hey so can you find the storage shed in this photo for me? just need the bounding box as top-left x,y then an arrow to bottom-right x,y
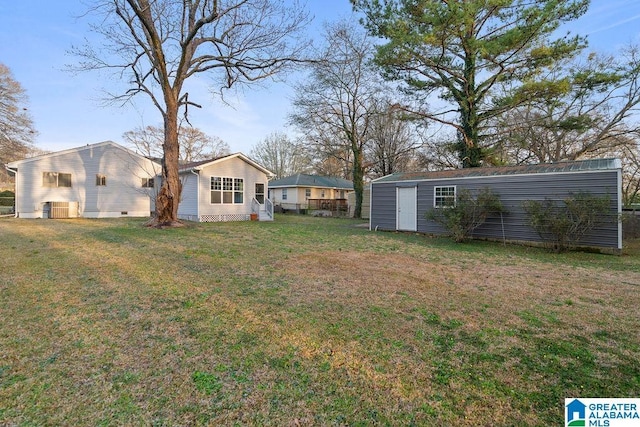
369,159 -> 622,251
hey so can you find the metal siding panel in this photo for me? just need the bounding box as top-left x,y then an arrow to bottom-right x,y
370,183 -> 397,230
372,170 -> 619,248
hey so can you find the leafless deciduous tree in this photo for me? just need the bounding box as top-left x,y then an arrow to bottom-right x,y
123,125 -> 229,162
290,20 -> 381,218
489,46 -> 640,165
416,131 -> 463,172
249,131 -> 310,179
0,63 -> 36,181
305,140 -> 353,179
73,0 -> 310,225
366,100 -> 422,178
617,137 -> 640,206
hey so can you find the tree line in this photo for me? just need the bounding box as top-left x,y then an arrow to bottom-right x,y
3,0 -> 640,222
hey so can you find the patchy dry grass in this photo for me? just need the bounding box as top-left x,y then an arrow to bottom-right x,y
0,215 -> 639,426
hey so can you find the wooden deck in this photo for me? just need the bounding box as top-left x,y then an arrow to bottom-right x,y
307,198 -> 348,212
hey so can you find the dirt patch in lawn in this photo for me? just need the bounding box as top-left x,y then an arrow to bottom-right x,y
280,250 -> 640,332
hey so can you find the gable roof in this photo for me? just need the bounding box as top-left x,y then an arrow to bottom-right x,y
5,140 -> 159,171
178,152 -> 274,177
268,174 -> 354,190
373,158 -> 621,183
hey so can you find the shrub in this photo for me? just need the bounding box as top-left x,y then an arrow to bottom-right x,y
523,192 -> 612,252
0,190 -> 14,207
425,187 -> 506,242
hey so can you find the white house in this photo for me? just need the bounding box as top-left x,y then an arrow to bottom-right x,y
268,174 -> 354,213
175,153 -> 274,222
5,141 -> 160,219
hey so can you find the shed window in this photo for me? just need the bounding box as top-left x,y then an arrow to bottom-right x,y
211,176 -> 243,204
434,186 -> 456,208
43,172 -> 72,188
96,174 -> 107,186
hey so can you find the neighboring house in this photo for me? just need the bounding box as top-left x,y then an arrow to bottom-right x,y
268,174 -> 354,213
370,158 -> 622,251
175,153 -> 274,222
5,141 -> 160,219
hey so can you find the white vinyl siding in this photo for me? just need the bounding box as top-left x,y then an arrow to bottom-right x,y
185,156 -> 269,221
10,142 -> 159,218
43,172 -> 72,188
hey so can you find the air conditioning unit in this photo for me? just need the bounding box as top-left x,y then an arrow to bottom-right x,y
49,201 -> 79,219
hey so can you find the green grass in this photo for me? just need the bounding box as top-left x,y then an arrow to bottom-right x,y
0,215 -> 639,426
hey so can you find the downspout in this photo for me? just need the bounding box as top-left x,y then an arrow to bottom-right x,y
369,183 -> 373,230
191,169 -> 200,222
4,164 -> 17,218
616,159 -> 623,251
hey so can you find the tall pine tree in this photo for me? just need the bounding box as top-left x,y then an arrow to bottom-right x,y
352,0 -> 589,167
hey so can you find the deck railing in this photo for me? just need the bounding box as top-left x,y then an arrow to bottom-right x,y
307,198 -> 348,212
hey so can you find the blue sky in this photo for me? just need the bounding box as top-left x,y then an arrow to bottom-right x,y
1,0 -> 640,155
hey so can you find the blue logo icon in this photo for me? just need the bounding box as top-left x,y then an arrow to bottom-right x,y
566,399 -> 586,426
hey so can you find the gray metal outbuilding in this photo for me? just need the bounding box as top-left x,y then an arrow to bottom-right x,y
369,159 -> 622,251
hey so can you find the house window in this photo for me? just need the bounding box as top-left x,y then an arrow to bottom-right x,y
96,174 -> 107,186
141,178 -> 154,188
282,188 -> 288,200
211,176 -> 243,204
233,178 -> 244,204
321,190 -> 325,198
305,188 -> 311,198
43,172 -> 72,188
434,186 -> 456,208
255,183 -> 265,204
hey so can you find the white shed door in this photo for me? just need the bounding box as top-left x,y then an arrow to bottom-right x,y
397,187 -> 417,231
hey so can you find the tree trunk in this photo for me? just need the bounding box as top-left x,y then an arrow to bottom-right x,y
459,46 -> 482,168
154,100 -> 182,226
352,146 -> 364,219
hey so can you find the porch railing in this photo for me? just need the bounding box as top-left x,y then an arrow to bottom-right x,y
307,198 -> 348,212
264,197 -> 274,220
251,197 -> 274,220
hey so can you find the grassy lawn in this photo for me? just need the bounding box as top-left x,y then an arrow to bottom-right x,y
1,215 -> 639,426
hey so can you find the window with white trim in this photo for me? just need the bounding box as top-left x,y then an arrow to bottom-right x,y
305,188 -> 311,198
43,172 -> 72,188
282,188 -> 288,200
141,178 -> 154,188
211,176 -> 243,204
434,186 -> 456,208
96,174 -> 106,186
255,183 -> 265,204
